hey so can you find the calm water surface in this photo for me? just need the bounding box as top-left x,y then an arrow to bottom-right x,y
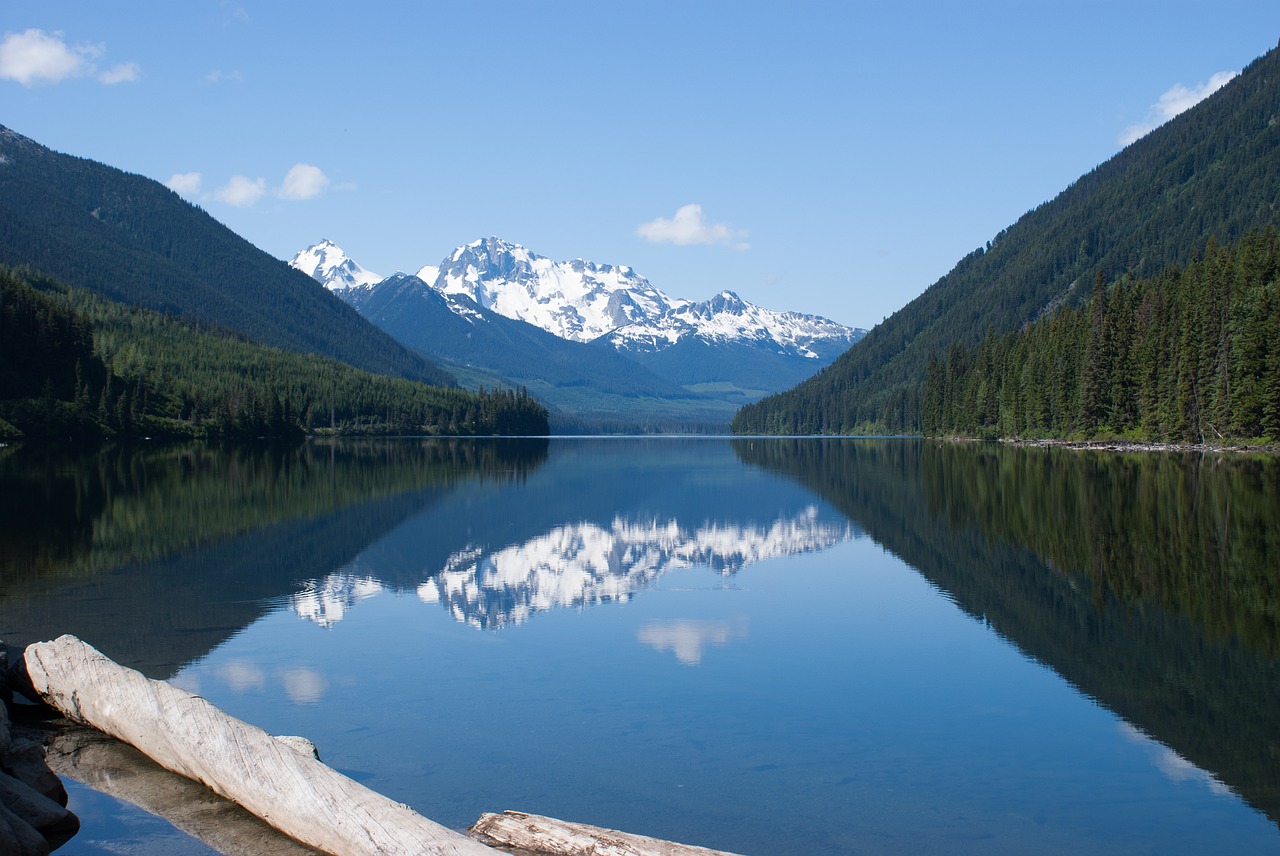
1,438 -> 1278,854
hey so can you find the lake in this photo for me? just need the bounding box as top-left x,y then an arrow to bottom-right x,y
2,437 -> 1278,854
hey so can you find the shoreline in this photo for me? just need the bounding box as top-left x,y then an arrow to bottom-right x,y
940,436 -> 1280,454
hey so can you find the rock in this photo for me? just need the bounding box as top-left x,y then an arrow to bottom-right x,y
2,739 -> 67,807
2,646 -> 78,852
0,769 -> 78,850
0,643 -> 12,711
0,799 -> 51,856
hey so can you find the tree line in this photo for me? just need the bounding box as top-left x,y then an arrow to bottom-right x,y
0,267 -> 549,442
921,231 -> 1280,442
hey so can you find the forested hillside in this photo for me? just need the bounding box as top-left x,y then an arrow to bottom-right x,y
0,268 -> 548,440
0,125 -> 450,386
922,232 -> 1280,442
733,44 -> 1280,435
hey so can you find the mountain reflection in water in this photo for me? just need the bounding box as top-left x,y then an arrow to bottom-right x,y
293,506 -> 853,630
2,437 -> 1278,855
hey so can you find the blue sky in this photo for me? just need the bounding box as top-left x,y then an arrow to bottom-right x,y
4,1 -> 1279,328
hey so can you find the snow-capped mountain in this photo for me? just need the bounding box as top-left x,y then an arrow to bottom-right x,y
417,237 -> 862,357
290,239 -> 382,305
292,236 -> 862,360
291,236 -> 866,425
606,288 -> 857,358
423,237 -> 673,343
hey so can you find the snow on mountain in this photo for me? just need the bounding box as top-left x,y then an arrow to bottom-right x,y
293,236 -> 862,360
607,289 -> 859,357
424,237 -> 672,343
290,239 -> 382,297
411,236 -> 862,356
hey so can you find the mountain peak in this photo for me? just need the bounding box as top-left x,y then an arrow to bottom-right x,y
430,237 -> 667,342
290,240 -> 382,293
421,238 -> 862,357
708,290 -> 747,313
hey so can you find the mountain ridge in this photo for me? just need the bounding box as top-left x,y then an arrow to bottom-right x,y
732,43 -> 1280,435
0,125 -> 451,387
294,237 -> 865,427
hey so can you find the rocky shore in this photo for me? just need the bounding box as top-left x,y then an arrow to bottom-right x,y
942,436 -> 1280,454
0,642 -> 79,855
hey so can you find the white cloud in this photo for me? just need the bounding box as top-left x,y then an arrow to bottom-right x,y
637,203 -> 750,250
214,174 -> 266,207
166,171 -> 203,195
1119,70 -> 1237,146
0,29 -> 88,85
0,28 -> 137,87
98,62 -> 140,85
277,163 -> 330,200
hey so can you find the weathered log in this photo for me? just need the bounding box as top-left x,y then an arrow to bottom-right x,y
45,723 -> 323,856
469,811 -> 745,856
23,635 -> 495,856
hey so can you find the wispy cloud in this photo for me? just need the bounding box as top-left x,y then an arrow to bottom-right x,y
206,164 -> 333,207
637,203 -> 750,250
1119,70 -> 1237,146
276,163 -> 330,200
205,69 -> 244,84
0,28 -> 138,87
98,62 -> 140,85
221,1 -> 252,25
166,171 -> 203,196
213,174 -> 266,207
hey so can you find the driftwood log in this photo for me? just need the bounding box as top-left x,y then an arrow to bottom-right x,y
17,635 -> 746,856
22,635 -> 494,856
44,722 -> 323,856
470,811 -> 744,856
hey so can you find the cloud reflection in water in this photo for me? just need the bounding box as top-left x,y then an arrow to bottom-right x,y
637,618 -> 749,665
